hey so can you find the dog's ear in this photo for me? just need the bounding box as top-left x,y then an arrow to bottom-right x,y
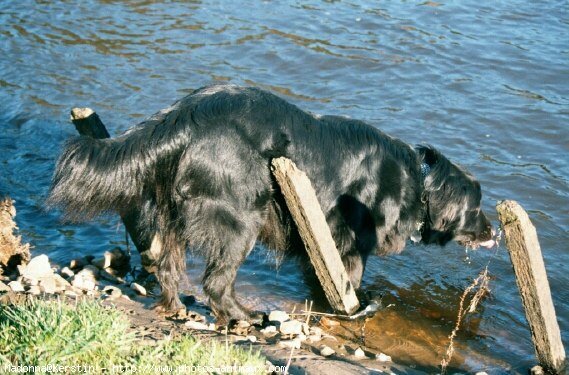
416,144 -> 439,167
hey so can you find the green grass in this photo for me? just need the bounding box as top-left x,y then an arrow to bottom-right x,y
0,298 -> 266,373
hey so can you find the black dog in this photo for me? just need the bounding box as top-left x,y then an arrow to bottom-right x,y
49,85 -> 495,321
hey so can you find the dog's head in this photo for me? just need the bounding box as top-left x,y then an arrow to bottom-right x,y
417,146 -> 495,249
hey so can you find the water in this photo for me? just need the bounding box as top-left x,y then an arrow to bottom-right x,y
0,1 -> 567,372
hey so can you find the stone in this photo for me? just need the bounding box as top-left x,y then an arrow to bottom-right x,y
185,321 -> 210,330
279,320 -> 303,336
21,277 -> 38,286
260,326 -> 278,338
130,282 -> 146,296
19,255 -> 52,280
307,334 -> 322,342
320,316 -> 340,327
27,285 -> 40,295
530,366 -> 544,375
376,353 -> 392,362
246,335 -> 257,343
320,345 -> 335,357
99,269 -> 121,284
279,339 -> 301,350
38,276 -> 57,294
52,274 -> 71,290
0,281 -> 10,292
8,280 -> 24,292
268,310 -> 289,323
103,285 -> 122,300
354,347 -> 366,359
71,268 -> 97,291
309,326 -> 323,335
105,248 -> 130,269
91,257 -> 108,270
60,267 -> 74,278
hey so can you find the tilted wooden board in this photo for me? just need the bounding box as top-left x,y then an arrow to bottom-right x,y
497,200 -> 565,374
271,157 -> 360,315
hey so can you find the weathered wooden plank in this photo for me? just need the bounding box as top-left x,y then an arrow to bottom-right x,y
271,157 -> 360,315
496,200 -> 566,374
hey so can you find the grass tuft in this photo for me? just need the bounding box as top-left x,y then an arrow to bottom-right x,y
0,298 -> 266,373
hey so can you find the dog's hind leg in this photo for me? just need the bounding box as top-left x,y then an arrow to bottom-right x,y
155,223 -> 187,312
202,229 -> 258,322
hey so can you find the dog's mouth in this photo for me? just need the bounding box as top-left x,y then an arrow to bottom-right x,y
456,230 -> 496,250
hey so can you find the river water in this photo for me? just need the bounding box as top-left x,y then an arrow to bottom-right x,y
0,1 -> 567,373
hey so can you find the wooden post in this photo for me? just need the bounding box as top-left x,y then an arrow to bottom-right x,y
69,108 -> 158,271
271,157 -> 360,315
496,200 -> 566,374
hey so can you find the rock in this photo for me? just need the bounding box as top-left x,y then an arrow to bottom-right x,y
0,281 -> 10,292
19,255 -> 52,280
279,339 -> 301,350
71,268 -> 97,291
307,334 -> 322,342
60,267 -> 74,278
64,290 -> 78,298
185,321 -> 210,330
297,333 -> 307,341
99,269 -> 121,284
38,276 -> 57,294
52,274 -> 71,290
268,310 -> 290,323
530,366 -> 544,375
20,277 -> 38,286
354,347 -> 366,359
309,326 -> 323,335
8,280 -> 24,292
27,285 -> 40,295
376,353 -> 392,362
320,316 -> 340,327
279,320 -> 303,336
105,248 -> 130,269
91,257 -> 108,270
69,256 -> 94,270
82,265 -> 100,276
102,285 -> 122,300
246,335 -> 257,343
475,372 -> 489,375
130,282 -> 146,296
320,345 -> 335,357
260,326 -> 278,338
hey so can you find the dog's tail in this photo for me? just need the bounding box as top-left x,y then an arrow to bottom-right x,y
47,122 -> 188,221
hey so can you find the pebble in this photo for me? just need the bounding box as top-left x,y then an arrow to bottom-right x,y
279,320 -> 303,335
268,310 -> 290,323
71,269 -> 97,291
0,281 -> 10,292
260,326 -> 278,338
8,280 -> 24,292
60,267 -> 75,278
320,316 -> 340,327
320,345 -> 335,357
376,353 -> 392,362
279,339 -> 301,350
130,282 -> 146,296
27,285 -> 41,295
530,366 -> 544,375
185,321 -> 210,330
103,285 -> 122,299
99,269 -> 121,284
307,334 -> 322,342
354,347 -> 366,359
246,335 -> 257,343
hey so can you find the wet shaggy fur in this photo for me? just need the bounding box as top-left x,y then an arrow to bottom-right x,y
48,85 -> 493,321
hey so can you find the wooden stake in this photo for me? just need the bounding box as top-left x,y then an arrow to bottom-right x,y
496,200 -> 566,374
271,157 -> 360,315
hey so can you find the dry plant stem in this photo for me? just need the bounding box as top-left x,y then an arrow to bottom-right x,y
284,346 -> 294,375
440,267 -> 490,374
